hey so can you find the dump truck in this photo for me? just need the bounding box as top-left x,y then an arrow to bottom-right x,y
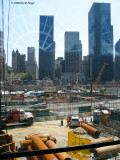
2,109 -> 34,126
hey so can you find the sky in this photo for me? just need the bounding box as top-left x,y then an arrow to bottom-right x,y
0,0 -> 120,66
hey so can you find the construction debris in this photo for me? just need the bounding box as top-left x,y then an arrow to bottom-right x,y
72,127 -> 86,135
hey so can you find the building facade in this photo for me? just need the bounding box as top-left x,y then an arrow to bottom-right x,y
64,32 -> 82,73
12,49 -> 26,74
27,47 -> 35,62
26,47 -> 38,79
0,30 -> 5,81
82,56 -> 89,81
88,3 -> 113,81
55,57 -> 63,79
61,72 -> 85,85
115,39 -> 120,80
39,15 -> 55,80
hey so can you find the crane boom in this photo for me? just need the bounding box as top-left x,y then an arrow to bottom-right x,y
93,63 -> 109,90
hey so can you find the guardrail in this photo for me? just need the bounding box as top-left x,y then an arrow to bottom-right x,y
0,140 -> 120,159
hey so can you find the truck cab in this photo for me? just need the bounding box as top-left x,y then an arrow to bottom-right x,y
69,116 -> 80,127
2,109 -> 34,126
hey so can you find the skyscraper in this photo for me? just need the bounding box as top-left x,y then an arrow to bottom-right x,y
39,15 -> 55,80
0,30 -> 5,81
12,49 -> 26,74
27,47 -> 35,62
115,39 -> 120,80
88,3 -> 113,81
64,32 -> 82,73
26,47 -> 38,79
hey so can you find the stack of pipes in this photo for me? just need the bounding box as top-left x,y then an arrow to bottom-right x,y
20,134 -> 71,160
90,137 -> 120,157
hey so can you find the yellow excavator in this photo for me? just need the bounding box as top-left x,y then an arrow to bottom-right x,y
93,63 -> 109,91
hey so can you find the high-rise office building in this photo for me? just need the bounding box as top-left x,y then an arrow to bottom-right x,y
12,49 -> 26,74
88,3 -> 113,81
62,32 -> 83,84
64,32 -> 82,73
27,47 -> 35,62
39,15 -> 55,80
0,30 -> 5,81
26,47 -> 38,79
55,57 -> 63,79
115,39 -> 120,80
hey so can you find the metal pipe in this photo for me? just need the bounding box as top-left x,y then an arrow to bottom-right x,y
0,140 -> 120,159
81,123 -> 100,137
32,136 -> 58,160
94,144 -> 120,157
25,134 -> 51,140
90,137 -> 113,144
46,140 -> 71,160
28,145 -> 39,160
21,137 -> 57,150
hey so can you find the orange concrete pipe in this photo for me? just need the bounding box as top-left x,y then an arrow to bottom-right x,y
81,123 -> 100,137
46,140 -> 72,160
90,137 -> 114,144
8,135 -> 13,142
21,137 -> 57,150
10,142 -> 16,152
28,145 -> 39,160
94,144 -> 120,157
25,134 -> 51,140
32,136 -> 58,160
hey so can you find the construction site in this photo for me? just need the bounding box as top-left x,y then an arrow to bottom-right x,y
0,0 -> 120,159
1,77 -> 120,160
0,63 -> 120,160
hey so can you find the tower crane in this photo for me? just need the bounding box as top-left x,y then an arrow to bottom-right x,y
93,62 -> 109,91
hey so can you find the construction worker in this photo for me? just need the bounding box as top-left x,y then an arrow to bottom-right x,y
60,117 -> 63,126
66,117 -> 70,127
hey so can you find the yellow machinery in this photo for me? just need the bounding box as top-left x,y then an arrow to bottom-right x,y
93,63 -> 109,91
0,134 -> 18,160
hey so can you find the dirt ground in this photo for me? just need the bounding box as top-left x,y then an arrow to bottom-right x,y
7,119 -> 73,160
5,119 -> 120,160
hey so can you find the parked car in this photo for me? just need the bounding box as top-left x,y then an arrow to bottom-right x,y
30,103 -> 48,109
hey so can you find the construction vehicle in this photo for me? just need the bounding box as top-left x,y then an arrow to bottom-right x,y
93,63 -> 109,91
68,116 -> 80,127
2,109 -> 34,127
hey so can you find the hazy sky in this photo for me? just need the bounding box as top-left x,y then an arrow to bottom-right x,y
0,0 -> 120,66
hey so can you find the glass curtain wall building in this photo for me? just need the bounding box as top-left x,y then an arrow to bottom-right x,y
115,39 -> 120,80
64,32 -> 82,73
88,3 -> 113,81
27,47 -> 35,62
39,15 -> 55,80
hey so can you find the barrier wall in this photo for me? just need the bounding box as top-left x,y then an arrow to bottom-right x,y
68,131 -> 90,160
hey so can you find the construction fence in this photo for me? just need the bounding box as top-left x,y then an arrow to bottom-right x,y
68,131 -> 90,160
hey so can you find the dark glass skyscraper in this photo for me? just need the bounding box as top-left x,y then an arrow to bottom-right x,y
115,39 -> 120,80
64,32 -> 82,73
88,3 -> 113,81
39,16 -> 55,80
